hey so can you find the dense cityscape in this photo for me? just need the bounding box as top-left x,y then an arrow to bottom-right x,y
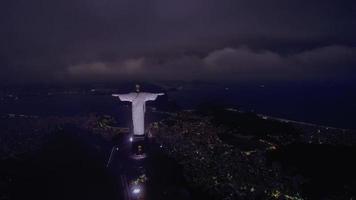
1,87 -> 355,199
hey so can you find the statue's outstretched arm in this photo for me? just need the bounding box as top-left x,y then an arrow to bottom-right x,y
144,92 -> 164,101
112,93 -> 134,102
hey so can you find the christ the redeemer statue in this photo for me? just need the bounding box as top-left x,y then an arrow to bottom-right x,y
112,85 -> 164,136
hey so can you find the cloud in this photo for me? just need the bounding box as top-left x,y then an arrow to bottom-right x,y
66,45 -> 356,81
68,58 -> 145,79
295,45 -> 356,66
203,47 -> 285,72
205,45 -> 356,80
1,0 -> 355,83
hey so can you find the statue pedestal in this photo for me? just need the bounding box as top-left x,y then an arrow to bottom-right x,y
131,136 -> 147,160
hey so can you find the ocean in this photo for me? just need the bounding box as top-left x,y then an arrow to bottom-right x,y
1,81 -> 355,129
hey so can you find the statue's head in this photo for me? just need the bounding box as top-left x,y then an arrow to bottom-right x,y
135,84 -> 140,93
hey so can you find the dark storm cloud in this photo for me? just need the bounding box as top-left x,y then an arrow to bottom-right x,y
0,0 -> 355,82
67,45 -> 356,81
205,45 -> 356,80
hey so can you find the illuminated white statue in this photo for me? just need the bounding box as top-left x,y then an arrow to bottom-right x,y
112,85 -> 164,136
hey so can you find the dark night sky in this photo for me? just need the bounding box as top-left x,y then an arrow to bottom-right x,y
1,0 -> 355,83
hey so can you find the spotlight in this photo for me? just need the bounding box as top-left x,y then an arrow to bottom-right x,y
132,188 -> 141,194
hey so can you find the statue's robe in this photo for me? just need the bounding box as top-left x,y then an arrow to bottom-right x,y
114,92 -> 161,136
